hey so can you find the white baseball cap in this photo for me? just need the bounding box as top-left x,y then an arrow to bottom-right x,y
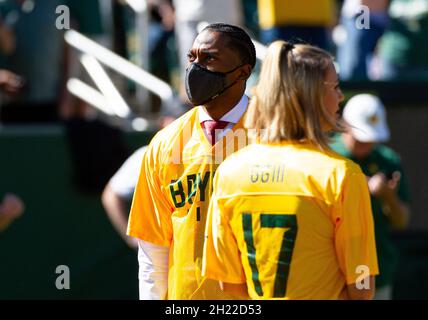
342,94 -> 390,143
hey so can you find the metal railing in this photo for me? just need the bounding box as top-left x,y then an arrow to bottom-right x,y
64,29 -> 176,131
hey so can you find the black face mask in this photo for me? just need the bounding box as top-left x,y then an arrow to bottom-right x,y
185,63 -> 242,106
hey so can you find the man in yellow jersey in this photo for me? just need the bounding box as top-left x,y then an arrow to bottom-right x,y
203,40 -> 378,300
127,23 -> 256,299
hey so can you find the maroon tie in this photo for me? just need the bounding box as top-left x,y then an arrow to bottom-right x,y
201,120 -> 230,145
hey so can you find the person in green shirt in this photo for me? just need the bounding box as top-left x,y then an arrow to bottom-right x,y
330,93 -> 411,300
378,0 -> 428,81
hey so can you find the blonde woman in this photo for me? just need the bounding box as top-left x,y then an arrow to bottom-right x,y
202,41 -> 379,300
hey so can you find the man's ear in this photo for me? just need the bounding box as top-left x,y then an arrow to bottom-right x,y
238,64 -> 252,81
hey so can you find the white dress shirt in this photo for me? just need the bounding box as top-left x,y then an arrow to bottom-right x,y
198,94 -> 249,143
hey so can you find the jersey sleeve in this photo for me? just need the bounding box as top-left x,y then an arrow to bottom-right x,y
202,169 -> 246,284
127,142 -> 173,247
334,170 -> 379,285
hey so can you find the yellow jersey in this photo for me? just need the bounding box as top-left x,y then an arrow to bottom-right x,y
127,106 -> 248,299
257,0 -> 336,29
202,142 -> 379,299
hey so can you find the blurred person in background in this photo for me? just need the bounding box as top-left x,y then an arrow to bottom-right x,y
102,146 -> 147,250
0,0 -> 65,123
376,0 -> 428,81
330,93 -> 411,300
0,0 -> 107,123
336,0 -> 390,81
101,115 -> 175,250
146,0 -> 175,83
0,193 -> 24,232
256,0 -> 337,51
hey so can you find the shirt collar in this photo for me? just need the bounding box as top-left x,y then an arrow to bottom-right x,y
198,95 -> 249,124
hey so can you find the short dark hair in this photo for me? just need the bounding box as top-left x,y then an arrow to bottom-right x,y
203,23 -> 257,70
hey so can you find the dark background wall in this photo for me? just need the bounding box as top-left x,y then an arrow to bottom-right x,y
0,126 -> 152,299
387,104 -> 428,230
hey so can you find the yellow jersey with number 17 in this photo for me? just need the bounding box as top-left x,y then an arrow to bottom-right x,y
203,142 -> 379,300
127,106 -> 248,300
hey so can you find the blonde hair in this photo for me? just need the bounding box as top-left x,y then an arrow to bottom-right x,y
245,40 -> 341,150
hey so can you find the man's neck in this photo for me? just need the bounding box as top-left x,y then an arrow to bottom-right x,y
203,90 -> 245,120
